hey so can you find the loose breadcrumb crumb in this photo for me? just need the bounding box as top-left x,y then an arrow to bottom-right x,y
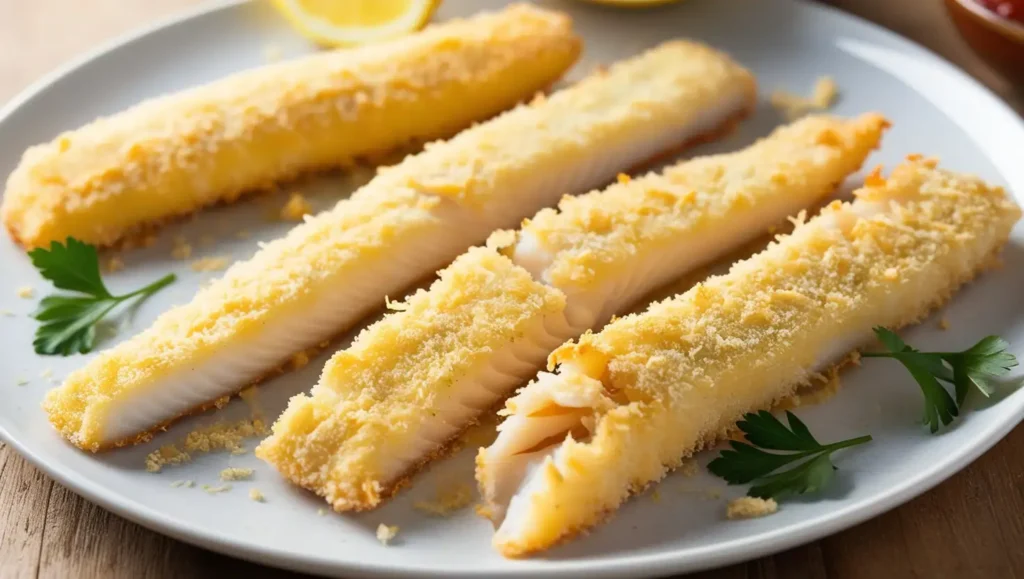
280,192 -> 313,221
317,508 -> 328,516
650,488 -> 662,503
184,418 -> 268,454
679,459 -> 699,478
145,444 -> 191,473
376,524 -> 399,546
0,309 -> 13,317
202,484 -> 232,494
220,467 -> 254,481
726,496 -> 778,519
16,286 -> 34,299
939,317 -> 951,331
413,483 -> 474,516
249,488 -> 266,502
190,256 -> 231,272
170,237 -> 193,260
184,480 -> 195,488
771,76 -> 839,120
15,377 -> 29,386
104,256 -> 125,273
170,480 -> 186,488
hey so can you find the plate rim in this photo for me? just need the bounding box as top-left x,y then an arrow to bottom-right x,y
1,0 -> 1023,577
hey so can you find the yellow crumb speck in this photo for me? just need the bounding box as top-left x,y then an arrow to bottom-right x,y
183,418 -> 268,455
104,256 -> 125,273
770,76 -> 840,120
40,369 -> 53,379
726,496 -> 778,519
939,317 -> 950,331
220,467 -> 254,481
317,508 -> 328,516
0,309 -> 13,317
376,524 -> 399,546
15,377 -> 29,386
202,484 -> 232,494
280,192 -> 313,221
145,444 -> 191,473
650,488 -> 662,503
184,480 -> 195,488
413,483 -> 474,516
170,237 -> 192,260
170,480 -> 186,488
190,256 -> 230,272
679,459 -> 699,478
16,286 -> 34,299
249,488 -> 266,502
617,173 -> 631,184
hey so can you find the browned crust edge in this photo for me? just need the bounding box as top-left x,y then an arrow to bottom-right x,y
496,241 -> 1012,558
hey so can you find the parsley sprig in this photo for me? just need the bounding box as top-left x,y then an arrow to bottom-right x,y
863,327 -> 1020,433
708,410 -> 871,500
28,238 -> 175,356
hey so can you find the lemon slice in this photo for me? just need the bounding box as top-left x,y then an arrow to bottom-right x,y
271,0 -> 441,47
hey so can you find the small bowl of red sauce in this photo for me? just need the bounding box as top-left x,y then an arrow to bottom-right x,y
946,0 -> 1024,79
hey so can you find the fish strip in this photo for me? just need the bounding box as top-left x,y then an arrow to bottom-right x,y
2,4 -> 581,248
45,41 -> 756,451
477,158 -> 1021,557
256,114 -> 887,510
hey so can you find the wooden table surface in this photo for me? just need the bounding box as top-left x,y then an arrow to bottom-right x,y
1,1 -> 1022,578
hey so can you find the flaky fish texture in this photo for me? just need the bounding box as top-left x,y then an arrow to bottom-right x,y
257,114 -> 886,511
478,158 -> 1021,557
45,41 -> 756,452
2,4 -> 581,248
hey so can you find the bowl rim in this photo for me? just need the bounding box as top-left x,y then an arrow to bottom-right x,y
950,0 -> 1024,41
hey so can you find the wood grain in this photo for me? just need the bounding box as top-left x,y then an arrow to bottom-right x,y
0,1 -> 1021,578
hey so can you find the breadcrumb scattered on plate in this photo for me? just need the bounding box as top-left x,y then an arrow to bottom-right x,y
104,256 -> 125,273
771,76 -> 839,120
16,286 -> 34,299
145,444 -> 191,473
726,496 -> 778,519
15,377 -> 29,386
249,488 -> 266,502
202,484 -> 232,494
376,524 -> 399,546
170,237 -> 193,260
413,483 -> 474,516
220,467 -> 254,481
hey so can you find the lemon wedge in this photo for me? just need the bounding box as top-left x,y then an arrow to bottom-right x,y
271,0 -> 441,47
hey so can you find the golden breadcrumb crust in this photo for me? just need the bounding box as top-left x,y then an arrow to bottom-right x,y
256,247 -> 565,510
521,113 -> 889,290
2,4 -> 581,248
44,40 -> 756,452
487,159 -> 1021,556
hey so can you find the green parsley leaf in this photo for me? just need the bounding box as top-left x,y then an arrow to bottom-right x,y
27,238 -> 176,356
862,327 -> 1020,433
707,410 -> 871,500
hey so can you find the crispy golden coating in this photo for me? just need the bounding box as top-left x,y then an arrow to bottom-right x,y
2,4 -> 581,248
257,248 -> 566,510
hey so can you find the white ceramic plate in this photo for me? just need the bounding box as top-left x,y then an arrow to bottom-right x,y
1,0 -> 1023,577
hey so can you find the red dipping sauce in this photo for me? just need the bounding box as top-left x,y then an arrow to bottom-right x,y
974,0 -> 1024,24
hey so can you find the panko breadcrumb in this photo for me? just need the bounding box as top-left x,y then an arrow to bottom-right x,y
726,496 -> 778,519
104,256 -> 125,273
145,444 -> 191,473
202,484 -> 232,494
249,488 -> 266,502
771,76 -> 839,120
16,286 -> 34,299
220,467 -> 255,481
376,524 -> 399,546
